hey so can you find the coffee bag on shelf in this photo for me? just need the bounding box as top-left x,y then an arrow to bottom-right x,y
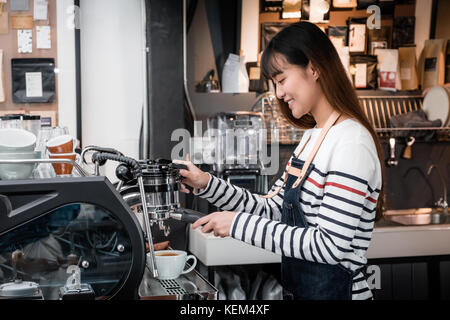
368,25 -> 392,55
349,55 -> 377,89
375,48 -> 401,91
398,46 -> 418,91
418,39 -> 446,89
347,18 -> 367,54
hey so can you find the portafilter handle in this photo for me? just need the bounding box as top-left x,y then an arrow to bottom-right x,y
170,208 -> 207,224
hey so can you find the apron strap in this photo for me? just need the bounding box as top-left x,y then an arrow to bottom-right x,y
292,111 -> 341,189
260,111 -> 341,199
260,135 -> 311,199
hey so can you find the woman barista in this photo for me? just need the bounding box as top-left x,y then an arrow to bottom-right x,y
174,22 -> 383,300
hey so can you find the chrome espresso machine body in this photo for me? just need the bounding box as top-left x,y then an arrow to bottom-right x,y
0,147 -> 216,300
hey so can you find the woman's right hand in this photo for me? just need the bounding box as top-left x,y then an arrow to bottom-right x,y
173,155 -> 210,194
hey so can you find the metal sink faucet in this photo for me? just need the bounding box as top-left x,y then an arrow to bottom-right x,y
427,164 -> 448,214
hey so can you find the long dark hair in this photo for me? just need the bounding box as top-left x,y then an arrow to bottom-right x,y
261,22 -> 384,221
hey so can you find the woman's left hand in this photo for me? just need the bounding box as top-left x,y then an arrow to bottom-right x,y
191,211 -> 238,237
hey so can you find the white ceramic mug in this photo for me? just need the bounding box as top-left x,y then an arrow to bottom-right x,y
147,250 -> 197,280
0,128 -> 36,153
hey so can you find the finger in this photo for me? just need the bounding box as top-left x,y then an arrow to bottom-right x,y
179,183 -> 190,194
178,169 -> 190,178
201,220 -> 214,233
172,159 -> 190,166
173,159 -> 196,171
186,153 -> 190,162
192,215 -> 210,229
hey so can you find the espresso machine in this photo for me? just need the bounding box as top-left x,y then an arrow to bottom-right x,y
0,146 -> 217,300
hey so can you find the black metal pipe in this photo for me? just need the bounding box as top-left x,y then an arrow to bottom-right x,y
74,0 -> 82,147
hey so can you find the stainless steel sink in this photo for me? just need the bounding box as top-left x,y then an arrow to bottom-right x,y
383,208 -> 450,226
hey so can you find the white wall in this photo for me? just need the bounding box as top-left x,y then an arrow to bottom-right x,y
240,0 -> 259,65
79,0 -> 147,180
56,0 -> 77,137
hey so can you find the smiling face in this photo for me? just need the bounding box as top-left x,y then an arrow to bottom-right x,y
271,54 -> 322,119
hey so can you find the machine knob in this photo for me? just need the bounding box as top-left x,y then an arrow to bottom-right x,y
81,260 -> 90,269
116,164 -> 134,183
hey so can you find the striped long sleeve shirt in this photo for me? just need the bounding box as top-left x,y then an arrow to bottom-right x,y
195,118 -> 382,300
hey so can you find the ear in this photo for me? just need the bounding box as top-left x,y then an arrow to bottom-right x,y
307,61 -> 320,81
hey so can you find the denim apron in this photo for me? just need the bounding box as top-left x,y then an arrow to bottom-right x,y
280,158 -> 355,300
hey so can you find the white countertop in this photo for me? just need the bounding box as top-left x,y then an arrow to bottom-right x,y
189,222 -> 450,266
367,222 -> 450,259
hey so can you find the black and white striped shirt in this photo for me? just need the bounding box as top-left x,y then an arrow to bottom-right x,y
196,119 -> 382,300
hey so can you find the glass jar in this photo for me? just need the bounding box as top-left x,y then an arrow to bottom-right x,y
22,115 -> 41,137
0,114 -> 22,129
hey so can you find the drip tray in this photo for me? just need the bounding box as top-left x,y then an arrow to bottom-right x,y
139,265 -> 217,300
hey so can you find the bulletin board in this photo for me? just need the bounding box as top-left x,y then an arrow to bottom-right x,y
0,0 -> 58,126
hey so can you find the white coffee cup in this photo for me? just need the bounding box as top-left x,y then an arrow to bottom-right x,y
147,250 -> 197,280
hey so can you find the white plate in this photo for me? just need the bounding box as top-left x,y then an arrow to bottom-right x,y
422,86 -> 450,126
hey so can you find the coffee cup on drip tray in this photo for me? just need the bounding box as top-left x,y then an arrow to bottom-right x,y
147,250 -> 197,280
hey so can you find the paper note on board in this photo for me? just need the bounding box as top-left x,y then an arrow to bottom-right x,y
34,0 -> 48,20
17,29 -> 32,53
26,72 -> 43,97
36,25 -> 51,49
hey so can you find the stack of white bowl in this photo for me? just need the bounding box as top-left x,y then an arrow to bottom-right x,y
0,128 -> 39,180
